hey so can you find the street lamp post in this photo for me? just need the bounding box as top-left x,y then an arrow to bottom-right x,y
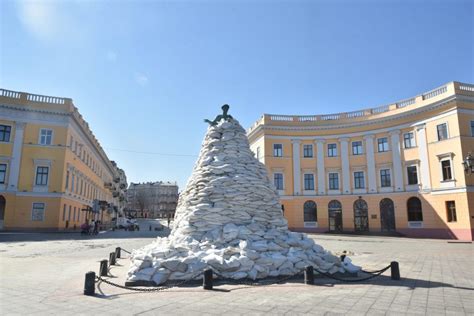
462,152 -> 474,175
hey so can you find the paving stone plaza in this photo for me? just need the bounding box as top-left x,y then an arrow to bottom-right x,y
0,220 -> 472,315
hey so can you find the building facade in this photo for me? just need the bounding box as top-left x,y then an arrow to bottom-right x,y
0,88 -> 127,230
125,181 -> 178,218
247,81 -> 474,241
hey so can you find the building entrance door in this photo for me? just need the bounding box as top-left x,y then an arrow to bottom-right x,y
380,198 -> 396,231
0,196 -> 5,230
353,198 -> 369,232
328,200 -> 343,232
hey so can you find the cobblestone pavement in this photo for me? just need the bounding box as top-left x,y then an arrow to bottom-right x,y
0,223 -> 473,315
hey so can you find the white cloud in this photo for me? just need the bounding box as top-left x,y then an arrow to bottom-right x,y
134,72 -> 149,86
106,51 -> 117,62
17,0 -> 62,41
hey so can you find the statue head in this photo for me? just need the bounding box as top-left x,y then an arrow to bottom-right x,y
222,104 -> 229,114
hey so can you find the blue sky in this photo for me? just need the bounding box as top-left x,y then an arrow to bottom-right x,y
1,0 -> 473,189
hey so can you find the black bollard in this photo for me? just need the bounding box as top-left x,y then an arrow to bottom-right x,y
304,266 -> 314,285
84,271 -> 96,296
203,269 -> 213,290
109,252 -> 116,265
390,261 -> 400,280
115,247 -> 121,259
100,259 -> 108,276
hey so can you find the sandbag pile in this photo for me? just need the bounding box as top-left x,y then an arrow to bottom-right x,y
127,118 -> 360,285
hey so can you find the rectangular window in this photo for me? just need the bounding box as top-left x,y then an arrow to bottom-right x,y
256,147 -> 260,160
68,205 -> 71,221
274,173 -> 284,190
407,166 -> 418,185
441,160 -> 452,181
304,174 -> 314,190
380,169 -> 391,187
377,138 -> 389,152
354,171 -> 365,189
71,174 -> 75,192
327,144 -> 337,157
39,129 -> 53,145
73,207 -> 76,222
403,132 -> 416,148
303,145 -> 313,158
65,171 -> 70,190
0,125 -> 11,142
62,204 -> 67,221
471,121 -> 474,137
32,203 -> 45,221
329,173 -> 339,190
437,123 -> 448,141
35,166 -> 49,186
273,144 -> 283,157
0,163 -> 6,184
446,201 -> 457,222
352,141 -> 363,155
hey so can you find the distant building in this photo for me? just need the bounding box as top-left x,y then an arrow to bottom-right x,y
0,88 -> 128,230
125,181 -> 178,218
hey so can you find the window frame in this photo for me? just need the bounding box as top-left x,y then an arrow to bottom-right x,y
256,147 -> 261,160
274,173 -> 284,190
39,128 -> 53,145
0,125 -> 12,142
377,137 -> 389,152
0,163 -> 7,184
440,159 -> 453,181
303,144 -> 313,158
303,173 -> 315,191
353,171 -> 365,189
403,132 -> 416,149
273,144 -> 283,157
328,172 -> 339,190
31,202 -> 45,221
380,169 -> 391,187
436,123 -> 449,141
303,200 -> 318,224
327,143 -> 337,157
352,141 -> 363,155
446,201 -> 457,222
35,166 -> 49,186
406,165 -> 418,185
407,197 -> 423,222
471,121 -> 474,137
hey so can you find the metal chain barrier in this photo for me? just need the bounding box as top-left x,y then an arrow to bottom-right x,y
313,264 -> 391,283
120,248 -> 132,255
213,270 -> 303,287
95,271 -> 204,292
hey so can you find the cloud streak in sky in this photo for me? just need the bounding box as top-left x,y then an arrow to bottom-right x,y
134,72 -> 149,86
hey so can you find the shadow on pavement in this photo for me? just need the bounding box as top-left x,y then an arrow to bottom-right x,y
0,227 -> 172,242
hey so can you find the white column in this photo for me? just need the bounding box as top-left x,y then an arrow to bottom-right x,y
339,137 -> 351,194
364,134 -> 377,193
315,139 -> 326,195
292,139 -> 301,195
390,130 -> 404,192
7,122 -> 26,191
416,124 -> 431,191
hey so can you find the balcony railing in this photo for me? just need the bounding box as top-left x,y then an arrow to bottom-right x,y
247,81 -> 471,134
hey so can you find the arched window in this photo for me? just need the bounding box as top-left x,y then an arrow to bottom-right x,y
407,197 -> 423,221
303,200 -> 317,222
328,200 -> 342,211
328,200 -> 343,232
353,198 -> 369,232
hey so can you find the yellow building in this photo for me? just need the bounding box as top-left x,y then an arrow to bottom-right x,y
0,89 -> 128,230
248,81 -> 474,241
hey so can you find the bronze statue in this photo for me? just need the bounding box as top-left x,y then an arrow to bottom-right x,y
204,104 -> 234,126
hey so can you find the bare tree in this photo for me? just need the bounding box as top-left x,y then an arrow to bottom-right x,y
135,188 -> 150,213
